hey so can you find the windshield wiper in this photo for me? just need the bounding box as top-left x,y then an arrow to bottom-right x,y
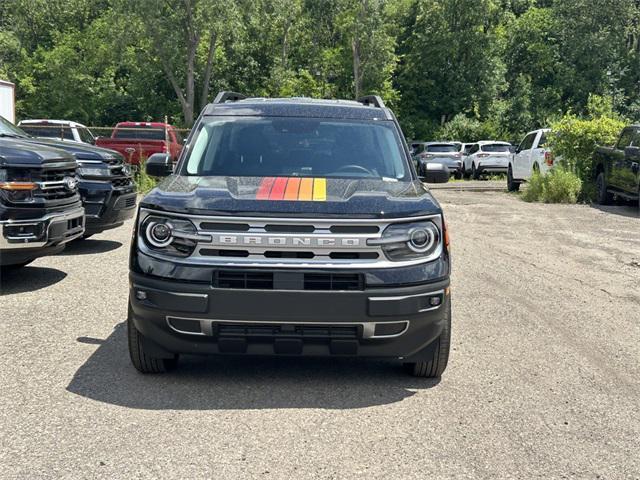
0,133 -> 26,138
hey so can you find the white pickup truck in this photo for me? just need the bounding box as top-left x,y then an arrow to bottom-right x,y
507,128 -> 555,192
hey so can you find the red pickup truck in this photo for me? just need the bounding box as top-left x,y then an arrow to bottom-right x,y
95,122 -> 183,166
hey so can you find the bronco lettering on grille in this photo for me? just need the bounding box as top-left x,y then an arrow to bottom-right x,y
213,235 -> 361,248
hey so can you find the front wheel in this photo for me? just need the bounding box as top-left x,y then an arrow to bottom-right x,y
128,305 -> 178,373
507,166 -> 520,192
595,172 -> 612,205
404,303 -> 451,378
472,164 -> 480,180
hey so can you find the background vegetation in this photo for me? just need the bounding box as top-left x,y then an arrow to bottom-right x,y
1,0 -> 639,143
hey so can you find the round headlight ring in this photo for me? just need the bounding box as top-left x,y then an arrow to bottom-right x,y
146,221 -> 173,248
407,224 -> 437,253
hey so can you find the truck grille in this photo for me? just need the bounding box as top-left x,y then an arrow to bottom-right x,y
33,166 -> 78,201
139,209 -> 444,269
213,270 -> 363,290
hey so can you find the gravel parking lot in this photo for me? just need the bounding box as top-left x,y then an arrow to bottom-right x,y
1,190 -> 639,479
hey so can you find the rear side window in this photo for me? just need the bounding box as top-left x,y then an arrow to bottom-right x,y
78,127 -> 94,143
538,132 -> 547,148
426,144 -> 458,153
616,129 -> 634,150
480,144 -> 511,153
114,126 -> 166,140
21,125 -> 74,140
519,134 -> 535,151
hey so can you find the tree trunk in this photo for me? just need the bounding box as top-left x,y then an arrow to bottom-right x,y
352,37 -> 361,99
183,0 -> 198,126
200,31 -> 217,110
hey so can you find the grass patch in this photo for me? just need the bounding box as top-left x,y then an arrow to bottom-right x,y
132,160 -> 158,194
522,167 -> 582,204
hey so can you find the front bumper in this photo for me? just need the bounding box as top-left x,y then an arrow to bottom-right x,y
0,206 -> 85,249
80,180 -> 137,234
129,271 -> 450,361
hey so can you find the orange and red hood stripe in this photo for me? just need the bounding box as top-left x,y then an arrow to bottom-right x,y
256,177 -> 326,201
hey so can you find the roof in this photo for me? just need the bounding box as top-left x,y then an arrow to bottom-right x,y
477,140 -> 511,145
425,141 -> 460,145
19,119 -> 87,128
203,96 -> 394,120
115,122 -> 174,128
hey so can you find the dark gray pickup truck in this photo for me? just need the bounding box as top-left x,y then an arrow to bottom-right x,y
593,125 -> 640,208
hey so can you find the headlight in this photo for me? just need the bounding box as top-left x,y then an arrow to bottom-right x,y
370,220 -> 442,262
140,214 -> 204,257
77,166 -> 110,177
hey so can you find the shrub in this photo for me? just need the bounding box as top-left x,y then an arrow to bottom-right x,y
522,167 -> 582,204
435,114 -> 497,142
547,95 -> 625,200
133,158 -> 157,194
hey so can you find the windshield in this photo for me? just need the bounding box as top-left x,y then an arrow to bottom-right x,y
0,116 -> 29,138
20,125 -> 74,140
426,144 -> 458,153
481,144 -> 511,153
182,117 -> 409,180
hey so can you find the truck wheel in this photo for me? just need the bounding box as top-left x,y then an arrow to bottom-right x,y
596,172 -> 612,205
127,306 -> 178,373
507,166 -> 520,192
404,303 -> 451,378
472,164 -> 480,180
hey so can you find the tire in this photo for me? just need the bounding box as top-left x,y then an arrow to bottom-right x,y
596,171 -> 612,205
507,166 -> 520,192
532,163 -> 540,175
127,305 -> 178,373
404,303 -> 451,378
454,171 -> 463,180
472,164 -> 480,180
462,170 -> 471,180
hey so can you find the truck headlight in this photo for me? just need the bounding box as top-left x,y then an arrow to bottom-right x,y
77,166 -> 110,177
140,214 -> 202,257
370,220 -> 442,262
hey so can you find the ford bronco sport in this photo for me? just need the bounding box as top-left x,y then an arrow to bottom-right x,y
128,93 -> 452,377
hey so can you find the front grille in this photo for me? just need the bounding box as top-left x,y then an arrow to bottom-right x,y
112,177 -> 133,188
217,323 -> 359,340
213,270 -> 364,291
139,208 -> 444,269
33,167 -> 78,201
304,273 -> 363,291
215,271 -> 274,289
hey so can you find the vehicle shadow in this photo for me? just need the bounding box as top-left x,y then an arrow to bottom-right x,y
590,201 -> 639,219
67,322 -> 440,411
0,266 -> 67,294
58,239 -> 123,256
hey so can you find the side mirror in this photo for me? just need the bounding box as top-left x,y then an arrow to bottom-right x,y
145,153 -> 173,177
509,146 -> 517,154
421,162 -> 449,184
624,145 -> 640,159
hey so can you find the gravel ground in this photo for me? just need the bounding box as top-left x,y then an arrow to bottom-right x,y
1,191 -> 639,479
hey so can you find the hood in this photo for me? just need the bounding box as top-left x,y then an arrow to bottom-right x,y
0,138 -> 76,167
141,176 -> 442,219
20,137 -> 122,162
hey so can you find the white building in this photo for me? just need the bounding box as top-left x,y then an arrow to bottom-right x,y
0,79 -> 16,123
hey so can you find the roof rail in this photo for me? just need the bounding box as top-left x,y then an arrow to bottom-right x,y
213,91 -> 247,104
357,95 -> 386,109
